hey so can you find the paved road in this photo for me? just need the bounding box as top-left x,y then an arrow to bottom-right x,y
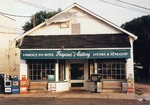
0,98 -> 150,105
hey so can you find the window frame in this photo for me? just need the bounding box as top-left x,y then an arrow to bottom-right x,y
27,60 -> 56,81
97,59 -> 126,80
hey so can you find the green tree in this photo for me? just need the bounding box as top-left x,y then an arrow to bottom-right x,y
22,9 -> 61,32
121,15 -> 150,82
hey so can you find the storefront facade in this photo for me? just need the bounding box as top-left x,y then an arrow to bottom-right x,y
20,49 -> 130,91
16,3 -> 137,92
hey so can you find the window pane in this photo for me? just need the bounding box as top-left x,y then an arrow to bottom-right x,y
108,70 -> 111,76
46,63 -> 50,69
103,64 -> 106,68
99,64 -> 102,68
42,64 -> 45,69
37,76 -> 41,80
116,64 -> 120,68
117,75 -> 120,79
33,65 -> 36,69
33,70 -> 36,75
29,64 -> 32,69
103,69 -> 106,75
112,64 -> 115,68
121,70 -> 125,74
103,75 -> 107,79
47,70 -> 50,75
112,75 -> 116,79
121,64 -> 125,68
117,70 -> 120,74
33,76 -> 36,80
121,75 -> 125,79
38,64 -> 41,69
112,70 -> 115,74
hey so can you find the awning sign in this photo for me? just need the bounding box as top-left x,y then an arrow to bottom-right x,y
21,49 -> 130,59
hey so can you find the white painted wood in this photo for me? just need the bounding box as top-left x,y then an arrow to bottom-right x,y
20,60 -> 27,80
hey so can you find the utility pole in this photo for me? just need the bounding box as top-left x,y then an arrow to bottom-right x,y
32,16 -> 35,27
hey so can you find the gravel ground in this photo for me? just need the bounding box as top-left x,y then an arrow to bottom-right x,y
135,83 -> 150,94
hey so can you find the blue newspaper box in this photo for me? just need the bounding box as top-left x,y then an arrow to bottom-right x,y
12,75 -> 20,94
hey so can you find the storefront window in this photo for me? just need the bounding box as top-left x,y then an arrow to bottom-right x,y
97,59 -> 126,80
27,60 -> 55,81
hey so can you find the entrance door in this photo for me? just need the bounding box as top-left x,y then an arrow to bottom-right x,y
70,63 -> 84,89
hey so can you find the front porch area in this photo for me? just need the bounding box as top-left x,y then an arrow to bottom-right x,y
28,80 -> 130,93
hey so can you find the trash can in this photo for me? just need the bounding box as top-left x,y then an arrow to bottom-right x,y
91,74 -> 101,82
12,75 -> 20,94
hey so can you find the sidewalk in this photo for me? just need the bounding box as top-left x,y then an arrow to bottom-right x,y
0,92 -> 144,100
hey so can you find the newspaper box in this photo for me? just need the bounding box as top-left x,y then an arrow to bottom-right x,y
20,75 -> 28,94
12,75 -> 20,94
91,74 -> 101,93
4,74 -> 12,94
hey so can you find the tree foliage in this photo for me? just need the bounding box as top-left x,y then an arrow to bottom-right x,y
121,15 -> 150,82
22,9 -> 61,32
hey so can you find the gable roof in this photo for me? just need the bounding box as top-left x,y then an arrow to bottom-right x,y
15,3 -> 137,41
20,33 -> 130,49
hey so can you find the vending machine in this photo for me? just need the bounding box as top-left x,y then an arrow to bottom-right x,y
0,74 -> 4,93
4,74 -> 12,93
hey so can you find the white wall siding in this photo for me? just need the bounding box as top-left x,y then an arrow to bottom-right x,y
28,7 -> 121,36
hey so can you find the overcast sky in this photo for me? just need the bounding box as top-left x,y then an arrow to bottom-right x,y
0,0 -> 150,32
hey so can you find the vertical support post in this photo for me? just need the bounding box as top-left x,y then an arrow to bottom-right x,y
55,60 -> 59,82
20,60 -> 27,80
94,60 -> 97,74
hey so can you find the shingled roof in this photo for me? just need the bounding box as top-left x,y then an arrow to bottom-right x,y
20,34 -> 130,49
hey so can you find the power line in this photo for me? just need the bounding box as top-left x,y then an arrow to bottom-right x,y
0,11 -> 31,18
14,0 -> 55,11
116,0 -> 150,11
0,25 -> 23,31
99,0 -> 150,14
0,31 -> 22,34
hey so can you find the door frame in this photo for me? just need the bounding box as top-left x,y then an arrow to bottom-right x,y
67,60 -> 86,90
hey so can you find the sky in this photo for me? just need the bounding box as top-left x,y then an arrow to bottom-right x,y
0,0 -> 150,32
